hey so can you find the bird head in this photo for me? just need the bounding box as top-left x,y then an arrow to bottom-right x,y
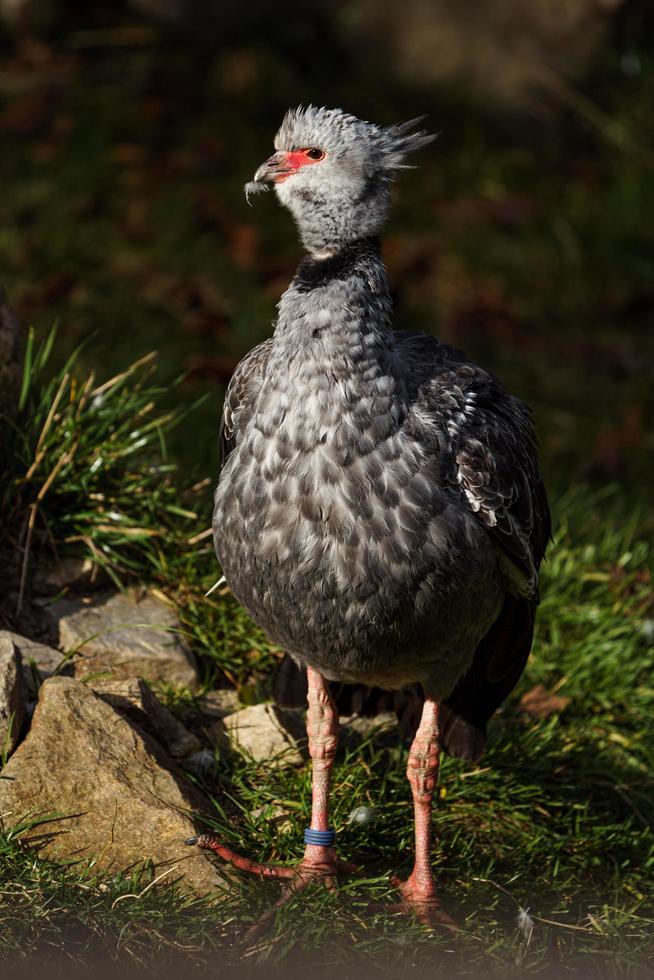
245,105 -> 436,258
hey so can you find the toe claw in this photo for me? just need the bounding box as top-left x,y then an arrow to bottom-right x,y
185,836 -> 198,846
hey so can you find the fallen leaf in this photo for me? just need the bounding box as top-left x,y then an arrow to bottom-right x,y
520,684 -> 571,720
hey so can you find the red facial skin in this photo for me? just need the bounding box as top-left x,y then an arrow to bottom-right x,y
274,149 -> 324,182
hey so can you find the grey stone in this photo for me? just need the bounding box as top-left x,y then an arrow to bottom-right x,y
90,677 -> 201,759
0,634 -> 24,757
340,711 -> 399,750
197,689 -> 241,720
2,630 -> 73,700
0,676 -> 226,896
178,689 -> 241,749
223,703 -> 305,767
340,711 -> 397,736
43,589 -> 199,689
33,557 -> 107,595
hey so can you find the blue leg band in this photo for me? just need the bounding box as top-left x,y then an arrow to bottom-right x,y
304,827 -> 336,846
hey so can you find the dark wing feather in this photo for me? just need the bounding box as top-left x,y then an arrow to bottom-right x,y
394,326 -> 546,588
395,332 -> 551,761
411,353 -> 550,596
219,337 -> 274,473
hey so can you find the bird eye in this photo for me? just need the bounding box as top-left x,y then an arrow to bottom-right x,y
303,148 -> 325,161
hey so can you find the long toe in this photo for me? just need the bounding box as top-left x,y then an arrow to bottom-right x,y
190,834 -> 296,880
189,835 -> 358,942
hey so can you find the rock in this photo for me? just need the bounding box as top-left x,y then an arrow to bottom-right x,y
340,711 -> 398,750
223,703 -> 305,767
0,677 -> 225,895
33,557 -> 106,595
197,689 -> 241,720
42,590 -> 199,689
90,677 -> 201,759
2,630 -> 73,700
0,634 -> 24,757
175,688 -> 240,748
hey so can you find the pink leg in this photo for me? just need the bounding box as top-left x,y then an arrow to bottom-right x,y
189,666 -> 355,942
306,665 -> 339,830
391,697 -> 456,929
298,666 -> 341,873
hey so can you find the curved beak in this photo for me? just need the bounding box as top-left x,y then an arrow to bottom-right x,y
252,151 -> 290,185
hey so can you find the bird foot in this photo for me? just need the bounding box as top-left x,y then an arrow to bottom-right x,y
388,872 -> 458,932
186,835 -> 358,943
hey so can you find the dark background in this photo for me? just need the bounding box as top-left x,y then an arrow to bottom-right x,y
0,0 -> 653,500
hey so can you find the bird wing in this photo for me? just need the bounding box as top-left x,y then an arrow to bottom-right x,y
395,330 -> 551,761
218,337 -> 274,474
395,329 -> 550,596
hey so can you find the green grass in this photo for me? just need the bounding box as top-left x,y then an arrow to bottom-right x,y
3,328 -> 202,591
1,332 -> 280,689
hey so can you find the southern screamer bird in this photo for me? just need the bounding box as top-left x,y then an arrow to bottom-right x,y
187,106 -> 550,934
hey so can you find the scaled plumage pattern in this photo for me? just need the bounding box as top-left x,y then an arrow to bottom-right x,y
192,105 -> 550,935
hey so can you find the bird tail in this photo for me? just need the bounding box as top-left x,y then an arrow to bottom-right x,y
439,594 -> 537,762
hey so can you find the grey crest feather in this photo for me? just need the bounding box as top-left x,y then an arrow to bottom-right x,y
382,117 -> 439,169
273,104 -> 436,171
